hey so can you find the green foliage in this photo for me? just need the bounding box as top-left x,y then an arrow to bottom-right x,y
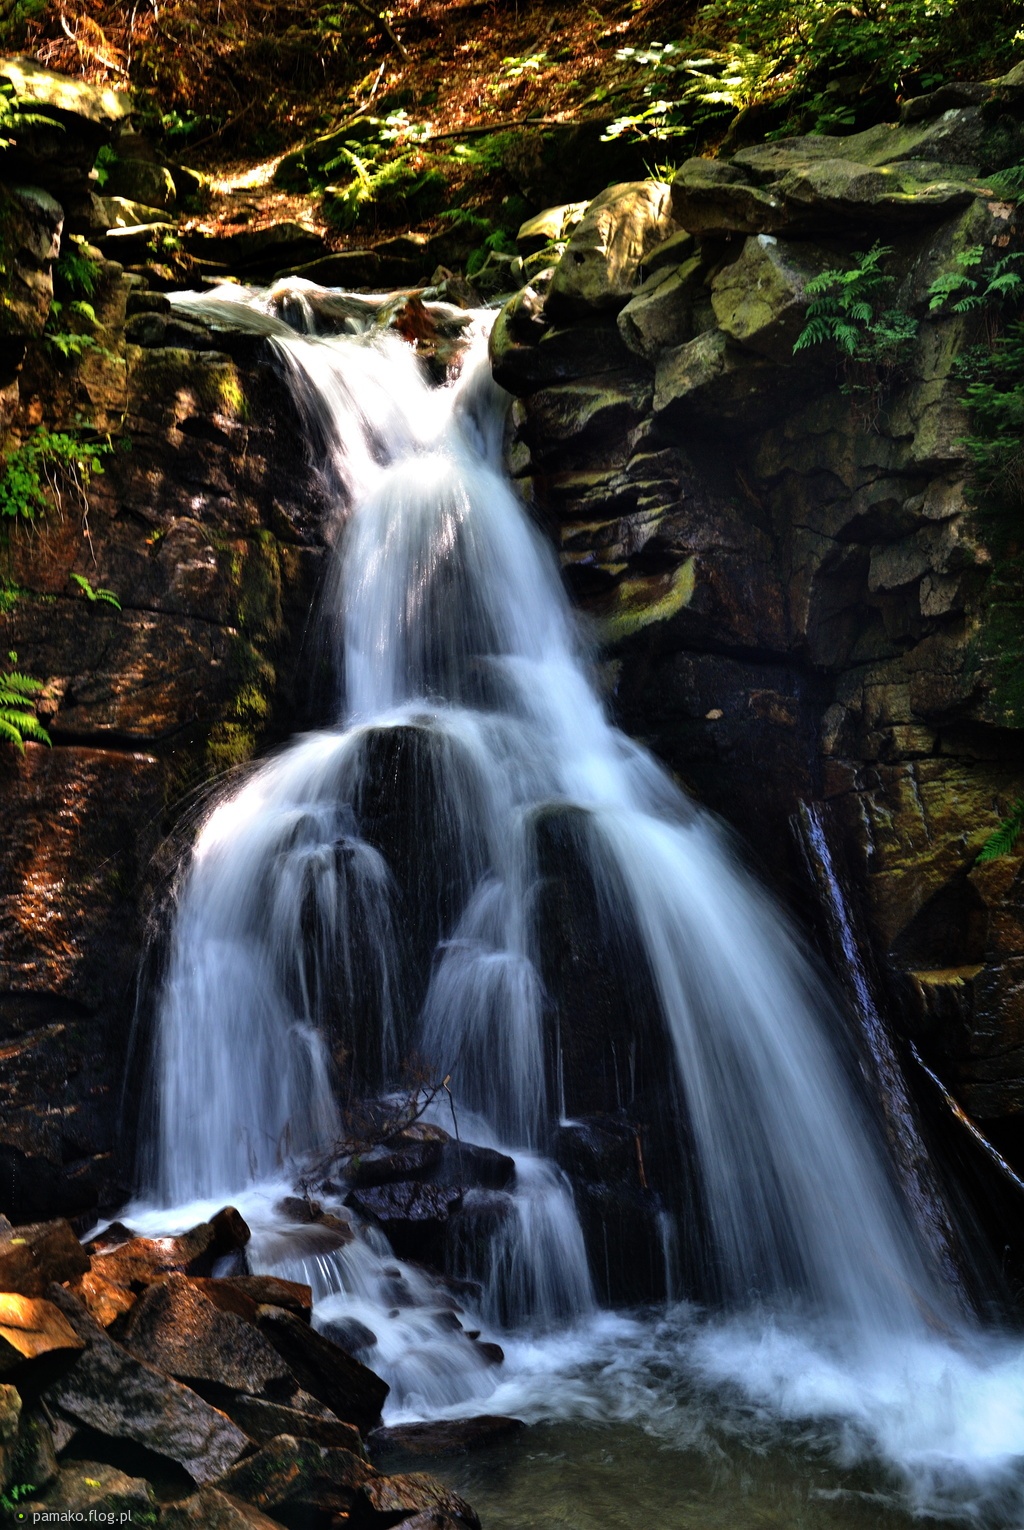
0,429 -> 112,521
324,147 -> 445,230
955,318 -> 1024,512
977,798 -> 1024,861
0,81 -> 53,151
70,572 -> 121,608
793,245 -> 918,409
44,297 -> 102,361
0,580 -> 26,613
927,247 -> 1024,314
92,143 -> 118,189
56,237 -> 103,298
466,228 -> 517,278
0,672 -> 50,752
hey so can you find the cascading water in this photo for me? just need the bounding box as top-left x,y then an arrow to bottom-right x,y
127,280 -> 1024,1526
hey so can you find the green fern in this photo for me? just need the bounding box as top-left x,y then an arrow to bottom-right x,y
977,798 -> 1024,863
70,572 -> 121,609
0,672 -> 50,752
928,248 -> 1024,315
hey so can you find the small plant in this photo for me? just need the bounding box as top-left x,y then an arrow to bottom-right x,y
56,237 -> 103,298
466,228 -> 517,279
954,319 -> 1024,513
44,298 -> 102,361
977,798 -> 1024,862
0,428 -> 112,521
0,671 -> 50,751
92,142 -> 118,188
793,244 -> 918,414
70,572 -> 121,608
927,247 -> 1024,318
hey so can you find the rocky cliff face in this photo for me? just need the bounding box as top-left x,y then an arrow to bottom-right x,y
494,67 -> 1024,1172
0,71 -> 334,1221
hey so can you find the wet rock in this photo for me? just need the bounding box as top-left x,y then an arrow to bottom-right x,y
318,1315 -> 377,1358
346,1137 -> 444,1187
213,1392 -> 365,1453
513,371 -> 653,471
359,1470 -> 480,1527
255,1306 -> 388,1431
284,250 -> 383,287
368,1415 -> 526,1457
346,1181 -> 464,1264
492,310 -> 634,395
213,1433 -> 374,1516
89,1215 -> 243,1290
67,1268 -> 136,1328
432,1140 -> 516,1193
161,1485 -> 286,1530
42,1285 -> 249,1484
118,1274 -> 295,1396
0,1293 -> 84,1373
184,221 -> 327,274
0,1217 -> 89,1296
22,1461 -> 155,1520
192,1275 -> 312,1324
547,181 -> 678,315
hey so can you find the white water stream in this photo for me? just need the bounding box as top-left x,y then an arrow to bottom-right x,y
125,282 -> 1024,1526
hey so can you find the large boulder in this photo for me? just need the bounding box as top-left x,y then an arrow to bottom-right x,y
0,1218 -> 89,1295
0,184 -> 63,341
255,1306 -> 389,1431
547,181 -> 678,316
710,236 -> 832,362
22,1461 -> 155,1520
0,1292 -> 84,1372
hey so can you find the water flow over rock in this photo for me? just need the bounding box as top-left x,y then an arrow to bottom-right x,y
137,281 -> 1024,1521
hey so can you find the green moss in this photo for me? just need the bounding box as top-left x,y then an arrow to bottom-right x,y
595,557 -> 696,645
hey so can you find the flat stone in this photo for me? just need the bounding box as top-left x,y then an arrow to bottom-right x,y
345,1181 -> 465,1264
191,1274 -> 313,1324
368,1415 -> 526,1457
42,1285 -> 249,1485
0,57 -> 130,124
0,1218 -> 89,1295
0,1293 -> 84,1372
119,1274 -> 295,1395
256,1306 -> 388,1431
548,181 -> 677,315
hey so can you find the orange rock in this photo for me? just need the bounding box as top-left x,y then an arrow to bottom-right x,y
0,1293 -> 84,1372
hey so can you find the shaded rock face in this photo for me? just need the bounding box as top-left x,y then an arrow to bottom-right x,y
0,235 -> 332,1223
499,70 -> 1024,1179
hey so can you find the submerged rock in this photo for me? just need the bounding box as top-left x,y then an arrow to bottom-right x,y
368,1415 -> 526,1457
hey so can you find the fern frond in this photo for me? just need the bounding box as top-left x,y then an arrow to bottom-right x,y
977,799 -> 1024,863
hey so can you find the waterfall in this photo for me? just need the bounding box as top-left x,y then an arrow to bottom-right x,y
132,282 -> 1024,1524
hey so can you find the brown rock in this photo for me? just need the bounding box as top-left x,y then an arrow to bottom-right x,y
0,1293 -> 84,1372
69,1267 -> 137,1327
89,1221 -> 220,1289
191,1274 -> 313,1324
42,1285 -> 249,1484
214,1392 -> 365,1453
23,1461 -> 155,1519
255,1306 -> 388,1432
160,1485 -> 286,1529
119,1274 -> 295,1396
213,1433 -> 374,1515
368,1415 -> 525,1457
359,1470 -> 480,1528
0,1218 -> 89,1296
0,1383 -> 21,1491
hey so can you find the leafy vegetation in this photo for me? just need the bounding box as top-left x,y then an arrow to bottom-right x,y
70,572 -> 121,608
792,244 -> 918,413
977,798 -> 1024,861
0,671 -> 50,751
0,429 -> 111,521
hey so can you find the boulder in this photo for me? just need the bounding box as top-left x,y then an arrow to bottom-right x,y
22,1461 -> 155,1520
432,1140 -> 516,1192
492,310 -> 635,396
345,1181 -> 464,1264
359,1470 -> 480,1528
669,157 -> 786,236
547,181 -> 677,315
212,1392 -> 365,1453
255,1306 -> 388,1431
710,235 -> 831,362
368,1415 -> 525,1457
0,184 -> 63,339
0,1293 -> 84,1373
87,193 -> 172,232
0,1217 -> 89,1295
41,1285 -> 249,1484
0,1383 -> 21,1491
213,1433 -> 374,1516
118,1274 -> 296,1396
513,371 -> 653,469
7,1404 -> 58,1496
89,1214 -> 245,1289
516,201 -> 588,254
653,328 -> 788,427
0,58 -> 128,189
100,158 -> 177,210
617,256 -> 706,362
161,1486 -> 286,1530
347,1137 -> 444,1187
184,221 -> 327,273
191,1275 -> 313,1324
